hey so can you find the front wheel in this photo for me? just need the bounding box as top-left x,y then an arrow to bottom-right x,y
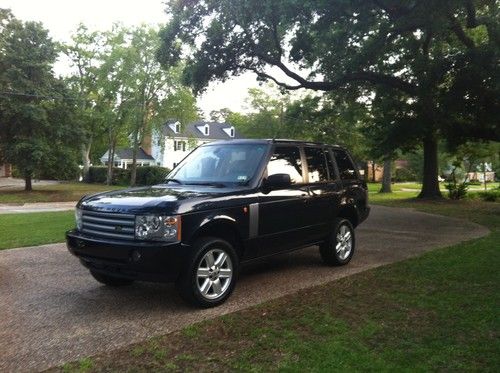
176,237 -> 238,308
90,271 -> 134,286
319,218 -> 355,266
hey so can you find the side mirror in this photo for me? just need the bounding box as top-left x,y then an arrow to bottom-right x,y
264,173 -> 292,190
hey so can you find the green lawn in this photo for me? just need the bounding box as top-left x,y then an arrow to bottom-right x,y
0,211 -> 75,250
0,182 -> 124,203
55,198 -> 499,372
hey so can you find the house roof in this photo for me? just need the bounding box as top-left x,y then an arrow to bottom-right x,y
162,120 -> 244,140
100,147 -> 155,162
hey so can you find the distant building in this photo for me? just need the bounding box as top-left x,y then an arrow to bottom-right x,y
0,163 -> 11,177
100,120 -> 243,170
100,147 -> 156,169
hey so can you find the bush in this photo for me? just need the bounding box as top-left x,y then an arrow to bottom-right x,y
135,166 -> 170,186
88,166 -> 130,185
87,166 -> 170,186
476,190 -> 500,202
393,168 -> 417,182
445,181 -> 469,200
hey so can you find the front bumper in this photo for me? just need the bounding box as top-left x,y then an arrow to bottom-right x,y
66,230 -> 190,282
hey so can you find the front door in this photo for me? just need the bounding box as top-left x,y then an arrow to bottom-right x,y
257,145 -> 310,255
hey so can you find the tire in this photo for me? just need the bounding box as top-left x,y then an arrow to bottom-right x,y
319,218 -> 355,266
176,236 -> 238,308
90,270 -> 134,287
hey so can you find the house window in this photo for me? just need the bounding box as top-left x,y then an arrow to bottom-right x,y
204,125 -> 209,136
230,127 -> 235,137
175,123 -> 180,133
174,140 -> 186,151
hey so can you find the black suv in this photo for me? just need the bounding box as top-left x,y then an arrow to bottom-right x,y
66,140 -> 369,307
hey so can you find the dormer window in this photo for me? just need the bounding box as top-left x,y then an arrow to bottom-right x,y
175,123 -> 180,133
230,127 -> 235,137
204,124 -> 209,136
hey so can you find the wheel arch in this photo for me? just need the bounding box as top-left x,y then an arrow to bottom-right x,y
337,205 -> 359,228
188,217 -> 245,260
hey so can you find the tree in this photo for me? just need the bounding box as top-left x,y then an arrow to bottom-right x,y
63,24 -> 105,181
158,0 -> 499,198
0,11 -> 80,190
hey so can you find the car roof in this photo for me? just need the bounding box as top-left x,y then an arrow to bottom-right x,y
204,138 -> 345,149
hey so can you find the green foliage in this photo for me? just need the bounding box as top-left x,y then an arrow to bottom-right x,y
158,0 -> 499,198
88,166 -> 128,185
474,190 -> 500,202
88,166 -> 169,186
445,181 -> 469,200
0,11 -> 81,189
135,166 -> 170,186
393,168 -> 417,183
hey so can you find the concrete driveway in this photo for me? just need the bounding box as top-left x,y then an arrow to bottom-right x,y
0,205 -> 489,372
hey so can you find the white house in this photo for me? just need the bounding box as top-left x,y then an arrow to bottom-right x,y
100,147 -> 156,169
151,120 -> 244,169
100,121 -> 243,170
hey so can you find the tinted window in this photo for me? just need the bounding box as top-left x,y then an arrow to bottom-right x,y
267,146 -> 303,183
304,147 -> 329,182
333,150 -> 358,180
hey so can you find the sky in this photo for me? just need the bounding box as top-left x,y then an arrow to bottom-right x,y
0,0 -> 262,116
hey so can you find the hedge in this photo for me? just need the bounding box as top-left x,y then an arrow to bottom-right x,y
88,166 -> 170,186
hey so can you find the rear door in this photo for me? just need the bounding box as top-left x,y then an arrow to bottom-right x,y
332,148 -> 368,218
301,146 -> 342,242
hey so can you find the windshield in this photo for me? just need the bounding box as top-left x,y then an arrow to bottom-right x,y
167,143 -> 267,185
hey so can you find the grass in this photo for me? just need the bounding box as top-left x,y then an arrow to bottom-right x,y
0,211 -> 74,250
0,182 -> 124,204
54,198 -> 500,372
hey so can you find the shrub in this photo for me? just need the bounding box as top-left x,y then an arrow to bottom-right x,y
135,166 -> 170,186
88,166 -> 130,185
87,166 -> 169,186
393,168 -> 417,182
477,190 -> 500,202
445,181 -> 469,200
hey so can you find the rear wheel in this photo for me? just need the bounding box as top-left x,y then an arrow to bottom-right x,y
90,271 -> 134,286
176,237 -> 238,308
319,218 -> 355,266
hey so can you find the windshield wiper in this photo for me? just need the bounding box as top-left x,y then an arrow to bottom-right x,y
185,182 -> 226,188
164,178 -> 183,185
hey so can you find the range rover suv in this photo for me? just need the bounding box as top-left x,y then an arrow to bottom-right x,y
66,140 -> 370,307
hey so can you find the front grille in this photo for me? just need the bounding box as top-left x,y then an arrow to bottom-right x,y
81,210 -> 135,240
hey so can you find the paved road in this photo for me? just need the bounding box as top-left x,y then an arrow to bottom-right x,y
0,202 -> 76,214
0,205 -> 489,372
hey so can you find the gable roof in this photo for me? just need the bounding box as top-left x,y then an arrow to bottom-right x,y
162,120 -> 244,140
100,147 -> 155,162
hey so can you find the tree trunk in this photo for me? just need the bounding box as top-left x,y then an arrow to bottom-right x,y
25,174 -> 32,192
418,135 -> 442,199
380,158 -> 392,193
106,133 -> 116,186
81,142 -> 91,182
371,161 -> 376,182
130,131 -> 139,187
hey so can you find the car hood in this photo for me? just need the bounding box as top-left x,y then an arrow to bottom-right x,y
78,185 -> 238,215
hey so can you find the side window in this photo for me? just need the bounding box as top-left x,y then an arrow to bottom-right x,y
304,147 -> 329,183
333,150 -> 358,180
267,146 -> 303,183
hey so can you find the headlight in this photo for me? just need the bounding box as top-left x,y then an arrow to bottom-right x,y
75,208 -> 83,230
135,215 -> 181,242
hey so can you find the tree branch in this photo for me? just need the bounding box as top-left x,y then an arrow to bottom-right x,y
448,15 -> 475,48
465,0 -> 477,28
251,53 -> 417,95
